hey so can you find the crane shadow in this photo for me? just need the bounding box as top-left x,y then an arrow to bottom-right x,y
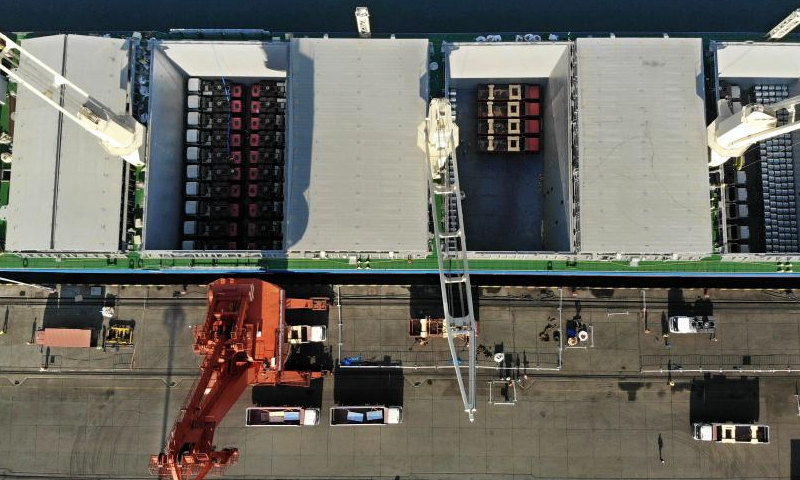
159,297 -> 187,448
689,374 -> 759,425
333,369 -> 404,407
251,378 -> 324,408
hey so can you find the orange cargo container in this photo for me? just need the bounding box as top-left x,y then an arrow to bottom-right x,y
35,328 -> 92,348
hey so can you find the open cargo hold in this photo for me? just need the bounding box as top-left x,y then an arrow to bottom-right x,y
144,38 -> 430,257
144,40 -> 288,252
713,41 -> 800,254
445,42 -> 573,252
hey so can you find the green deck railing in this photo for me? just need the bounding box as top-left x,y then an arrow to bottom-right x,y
0,251 -> 785,273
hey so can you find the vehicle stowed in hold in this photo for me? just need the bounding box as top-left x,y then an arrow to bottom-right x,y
330,406 -> 403,426
693,423 -> 770,444
245,407 -> 320,426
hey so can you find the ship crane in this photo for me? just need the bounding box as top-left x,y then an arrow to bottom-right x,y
0,32 -> 145,166
149,279 -> 328,480
419,98 -> 478,421
708,94 -> 800,167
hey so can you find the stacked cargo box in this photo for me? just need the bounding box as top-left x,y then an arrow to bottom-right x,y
181,78 -> 286,250
752,84 -> 798,253
476,84 -> 542,154
245,81 -> 286,250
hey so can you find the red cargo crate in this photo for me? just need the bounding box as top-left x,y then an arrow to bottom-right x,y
525,137 -> 541,153
525,85 -> 540,101
525,119 -> 541,135
524,102 -> 540,117
230,133 -> 242,147
230,117 -> 243,130
231,99 -> 243,113
230,84 -> 243,98
231,151 -> 242,164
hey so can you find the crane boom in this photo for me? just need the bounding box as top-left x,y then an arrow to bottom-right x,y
708,95 -> 800,167
0,32 -> 145,166
149,279 -> 328,480
419,98 -> 478,421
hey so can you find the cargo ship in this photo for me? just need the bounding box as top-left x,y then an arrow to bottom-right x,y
1,8 -> 800,276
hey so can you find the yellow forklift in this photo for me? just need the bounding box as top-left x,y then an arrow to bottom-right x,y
105,320 -> 135,347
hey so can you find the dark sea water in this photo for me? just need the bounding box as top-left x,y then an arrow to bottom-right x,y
3,0 -> 800,34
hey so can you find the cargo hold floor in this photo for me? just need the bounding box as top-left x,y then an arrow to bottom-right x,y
454,85 -> 543,251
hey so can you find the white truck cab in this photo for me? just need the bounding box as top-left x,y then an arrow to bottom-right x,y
669,315 -> 716,334
287,325 -> 327,344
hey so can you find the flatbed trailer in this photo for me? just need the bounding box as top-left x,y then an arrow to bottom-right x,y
693,423 -> 770,444
245,407 -> 320,426
329,406 -> 402,425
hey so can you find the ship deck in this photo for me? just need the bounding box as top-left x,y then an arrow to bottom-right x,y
2,32 -> 800,274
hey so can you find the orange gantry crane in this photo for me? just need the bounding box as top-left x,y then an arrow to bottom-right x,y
149,278 -> 328,480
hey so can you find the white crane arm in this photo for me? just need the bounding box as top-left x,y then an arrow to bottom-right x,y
708,95 -> 800,167
0,33 -> 145,166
